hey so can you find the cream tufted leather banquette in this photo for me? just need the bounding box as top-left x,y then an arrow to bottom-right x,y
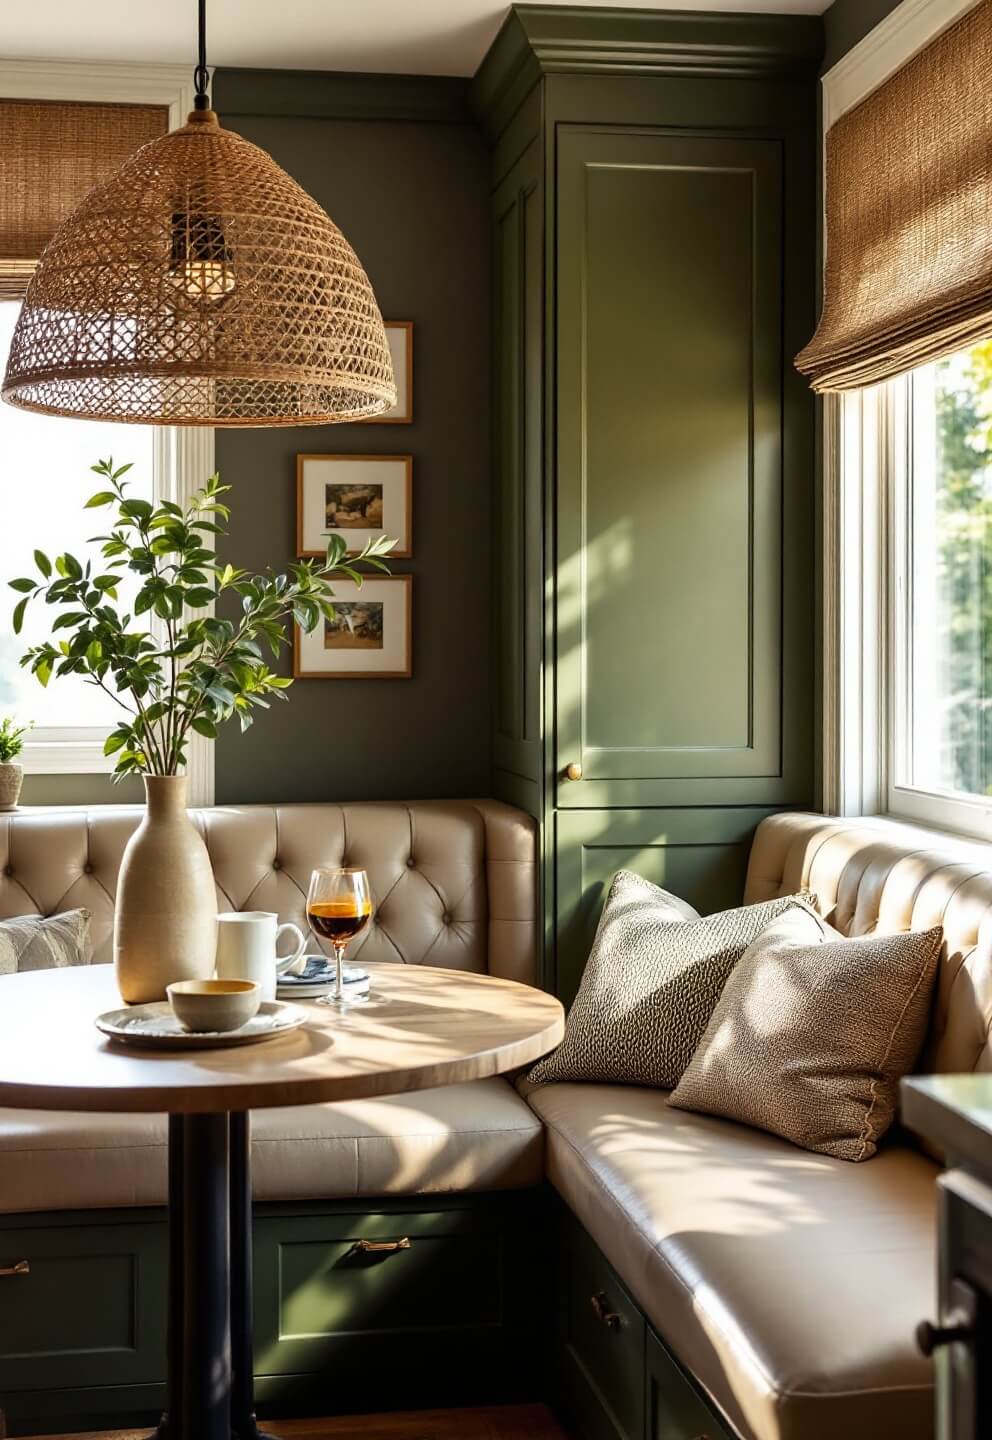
745,810 -> 992,1076
0,799 -> 544,1213
534,811 -> 989,1440
0,798 -> 538,985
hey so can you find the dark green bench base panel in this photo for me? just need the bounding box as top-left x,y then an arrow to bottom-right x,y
1,1188 -> 742,1440
555,1205 -> 737,1440
0,1194 -> 546,1436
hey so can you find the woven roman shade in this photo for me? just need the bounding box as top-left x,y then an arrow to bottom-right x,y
0,99 -> 168,300
796,0 -> 992,392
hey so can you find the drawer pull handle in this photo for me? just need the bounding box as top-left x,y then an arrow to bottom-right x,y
590,1291 -> 622,1331
354,1237 -> 411,1254
0,1261 -> 29,1277
916,1317 -> 975,1356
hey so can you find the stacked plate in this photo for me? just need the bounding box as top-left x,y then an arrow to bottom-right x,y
277,955 -> 371,1000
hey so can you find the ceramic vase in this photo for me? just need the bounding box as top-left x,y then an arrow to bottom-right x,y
114,774 -> 217,1004
0,763 -> 23,812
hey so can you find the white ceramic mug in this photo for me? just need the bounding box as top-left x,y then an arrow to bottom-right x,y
214,911 -> 307,1002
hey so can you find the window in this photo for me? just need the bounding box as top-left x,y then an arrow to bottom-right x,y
820,0 -> 992,841
888,344 -> 992,832
0,299 -> 157,770
0,59 -> 214,801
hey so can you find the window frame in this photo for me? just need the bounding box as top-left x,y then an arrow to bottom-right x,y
0,58 -> 216,805
821,0 -> 992,841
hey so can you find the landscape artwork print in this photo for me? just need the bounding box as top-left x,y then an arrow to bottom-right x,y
324,601 -> 385,651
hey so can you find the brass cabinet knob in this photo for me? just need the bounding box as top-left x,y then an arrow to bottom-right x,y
0,1260 -> 29,1277
563,762 -> 583,782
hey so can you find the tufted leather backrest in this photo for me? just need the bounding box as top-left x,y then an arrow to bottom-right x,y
746,811 -> 992,1075
0,800 -> 539,986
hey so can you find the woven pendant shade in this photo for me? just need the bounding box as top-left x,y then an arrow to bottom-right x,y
1,109 -> 396,426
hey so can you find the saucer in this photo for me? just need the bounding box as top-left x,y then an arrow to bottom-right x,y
96,1000 -> 307,1050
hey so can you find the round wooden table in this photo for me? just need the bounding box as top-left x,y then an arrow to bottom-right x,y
0,964 -> 563,1440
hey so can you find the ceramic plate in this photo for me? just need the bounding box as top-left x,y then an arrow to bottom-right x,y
95,1000 -> 308,1050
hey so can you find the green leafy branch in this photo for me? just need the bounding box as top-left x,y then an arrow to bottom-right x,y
8,459 -> 393,779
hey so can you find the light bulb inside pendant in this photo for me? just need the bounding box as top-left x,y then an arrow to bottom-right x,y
169,210 -> 236,303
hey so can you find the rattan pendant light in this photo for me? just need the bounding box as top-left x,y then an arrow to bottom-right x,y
1,1 -> 396,426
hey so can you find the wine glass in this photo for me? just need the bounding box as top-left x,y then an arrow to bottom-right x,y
306,866 -> 373,1007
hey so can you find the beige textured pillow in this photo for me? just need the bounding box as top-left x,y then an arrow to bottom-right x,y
0,910 -> 92,976
526,870 -> 814,1091
669,905 -> 943,1161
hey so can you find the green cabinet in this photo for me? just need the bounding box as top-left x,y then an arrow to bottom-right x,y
474,6 -> 820,1001
0,1213 -> 167,1396
559,1213 -> 645,1440
0,1195 -> 543,1434
556,128 -> 802,811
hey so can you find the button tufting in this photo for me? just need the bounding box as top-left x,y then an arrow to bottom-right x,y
443,913 -> 452,925
84,863 -> 94,875
272,858 -> 281,870
407,857 -> 415,868
3,865 -> 11,877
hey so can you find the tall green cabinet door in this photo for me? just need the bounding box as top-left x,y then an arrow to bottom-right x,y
555,126 -> 812,811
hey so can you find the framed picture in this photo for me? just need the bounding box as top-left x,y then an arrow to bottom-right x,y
360,321 -> 413,424
296,453 -> 412,559
294,576 -> 412,680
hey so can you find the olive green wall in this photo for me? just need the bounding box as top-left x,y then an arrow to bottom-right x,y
209,70 -> 491,805
823,0 -> 904,70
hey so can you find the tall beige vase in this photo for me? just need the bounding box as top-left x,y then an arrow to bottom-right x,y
114,775 -> 217,1004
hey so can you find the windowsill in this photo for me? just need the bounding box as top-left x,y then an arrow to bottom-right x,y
856,810 -> 992,863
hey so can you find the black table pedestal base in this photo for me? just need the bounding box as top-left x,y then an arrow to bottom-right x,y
152,1111 -> 276,1440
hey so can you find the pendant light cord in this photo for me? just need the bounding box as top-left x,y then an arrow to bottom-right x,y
193,0 -> 210,109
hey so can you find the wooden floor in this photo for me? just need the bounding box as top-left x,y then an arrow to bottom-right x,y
36,1405 -> 571,1440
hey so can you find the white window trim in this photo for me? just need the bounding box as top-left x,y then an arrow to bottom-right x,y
821,0 -> 988,839
0,59 -> 216,805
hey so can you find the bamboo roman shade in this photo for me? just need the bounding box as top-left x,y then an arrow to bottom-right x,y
0,99 -> 168,299
796,0 -> 992,392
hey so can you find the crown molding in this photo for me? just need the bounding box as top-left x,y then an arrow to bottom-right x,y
473,4 -> 824,138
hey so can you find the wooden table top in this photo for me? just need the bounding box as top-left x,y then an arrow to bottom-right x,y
0,965 -> 564,1114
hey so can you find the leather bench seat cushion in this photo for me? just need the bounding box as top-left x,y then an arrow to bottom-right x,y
530,1082 -> 937,1440
0,1078 -> 543,1213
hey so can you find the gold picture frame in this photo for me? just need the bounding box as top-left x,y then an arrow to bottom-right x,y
293,575 -> 412,680
296,453 -> 413,559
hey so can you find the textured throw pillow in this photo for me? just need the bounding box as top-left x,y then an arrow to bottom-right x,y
526,871 -> 813,1090
0,910 -> 92,976
669,904 -> 943,1161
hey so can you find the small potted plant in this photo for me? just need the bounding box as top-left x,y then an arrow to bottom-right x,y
0,716 -> 30,812
8,458 -> 393,1002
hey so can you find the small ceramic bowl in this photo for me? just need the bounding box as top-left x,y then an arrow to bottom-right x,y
167,979 -> 261,1033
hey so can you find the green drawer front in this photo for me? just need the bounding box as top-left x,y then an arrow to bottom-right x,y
647,1329 -> 734,1440
254,1210 -> 503,1377
0,1220 -> 166,1393
561,1218 -> 645,1440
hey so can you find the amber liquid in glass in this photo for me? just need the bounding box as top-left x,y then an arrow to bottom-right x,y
308,900 -> 371,946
